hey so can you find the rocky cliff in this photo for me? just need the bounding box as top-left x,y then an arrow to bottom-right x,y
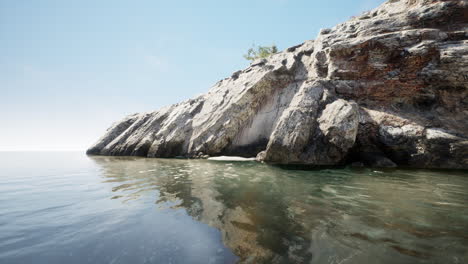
88,0 -> 468,169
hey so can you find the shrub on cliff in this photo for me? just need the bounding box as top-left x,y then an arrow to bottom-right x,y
243,44 -> 278,61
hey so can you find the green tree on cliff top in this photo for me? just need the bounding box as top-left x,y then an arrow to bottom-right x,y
243,44 -> 278,61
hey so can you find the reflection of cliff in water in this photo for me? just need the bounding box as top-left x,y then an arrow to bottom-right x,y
88,157 -> 318,263
89,156 -> 468,264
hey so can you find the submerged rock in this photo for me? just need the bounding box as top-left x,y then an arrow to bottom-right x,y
88,0 -> 468,169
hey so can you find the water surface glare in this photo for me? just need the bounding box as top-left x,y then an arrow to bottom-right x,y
0,152 -> 467,263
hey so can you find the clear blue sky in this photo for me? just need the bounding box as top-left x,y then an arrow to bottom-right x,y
0,0 -> 385,151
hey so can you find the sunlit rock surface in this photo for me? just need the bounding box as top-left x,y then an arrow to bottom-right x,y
88,0 -> 468,169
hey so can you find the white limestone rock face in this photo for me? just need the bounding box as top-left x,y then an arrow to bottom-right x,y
262,80 -> 325,163
88,0 -> 468,169
316,99 -> 359,163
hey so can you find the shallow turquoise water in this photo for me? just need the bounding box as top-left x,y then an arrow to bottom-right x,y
0,152 -> 467,263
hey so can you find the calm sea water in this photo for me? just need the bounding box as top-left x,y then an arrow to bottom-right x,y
0,152 -> 467,264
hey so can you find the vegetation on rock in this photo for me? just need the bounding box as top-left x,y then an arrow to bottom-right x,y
243,44 -> 278,61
